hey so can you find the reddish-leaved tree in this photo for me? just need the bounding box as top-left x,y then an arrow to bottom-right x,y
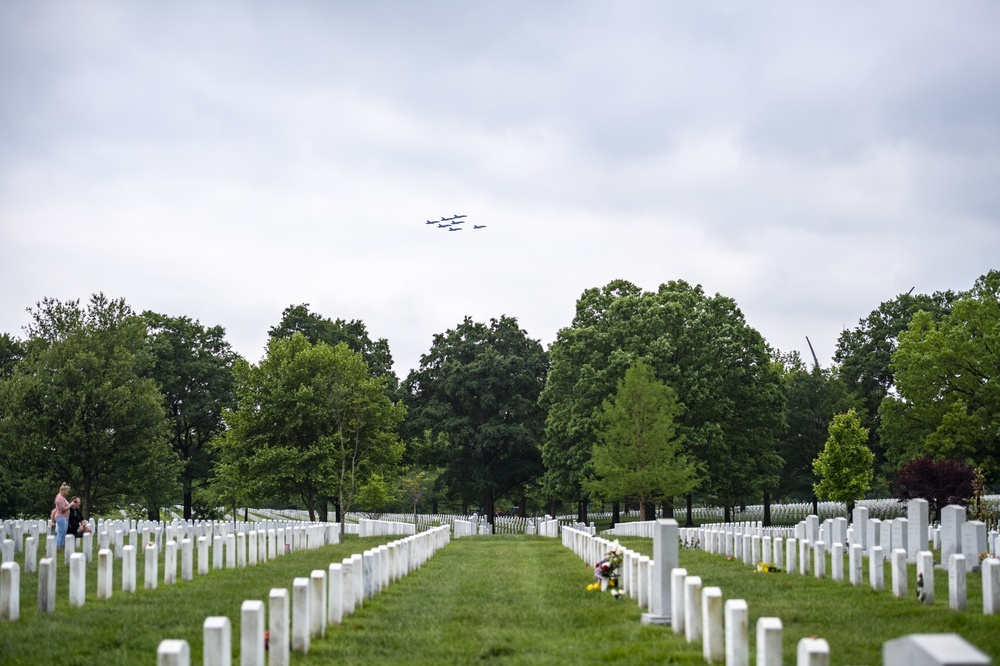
891,457 -> 974,522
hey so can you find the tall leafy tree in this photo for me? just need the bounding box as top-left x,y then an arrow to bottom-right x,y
584,361 -> 699,518
269,303 -> 397,391
403,316 -> 548,526
541,280 -> 785,524
833,288 -> 959,475
775,352 -> 857,506
813,408 -> 874,515
0,333 -> 24,377
143,312 -> 239,519
217,333 -> 404,532
0,294 -> 179,517
879,270 -> 1000,479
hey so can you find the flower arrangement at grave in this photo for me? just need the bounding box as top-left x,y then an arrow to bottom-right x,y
586,541 -> 625,597
755,562 -> 782,574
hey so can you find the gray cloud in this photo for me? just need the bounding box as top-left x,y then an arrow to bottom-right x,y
1,1 -> 997,375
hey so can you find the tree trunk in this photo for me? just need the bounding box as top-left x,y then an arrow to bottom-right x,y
611,501 -> 620,527
317,496 -> 329,522
724,505 -> 731,523
685,494 -> 694,527
642,502 -> 656,521
662,498 -> 674,519
577,498 -> 588,524
183,486 -> 193,521
812,495 -> 819,516
432,497 -> 439,514
244,507 -> 249,523
518,495 -> 527,518
483,487 -> 495,527
763,490 -> 772,527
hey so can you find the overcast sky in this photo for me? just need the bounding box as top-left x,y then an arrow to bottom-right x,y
2,2 -> 998,377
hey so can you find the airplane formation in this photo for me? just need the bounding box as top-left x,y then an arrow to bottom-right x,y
424,214 -> 485,231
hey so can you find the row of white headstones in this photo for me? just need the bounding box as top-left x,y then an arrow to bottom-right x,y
155,524 -> 452,666
0,517 -> 344,623
563,509 -> 997,665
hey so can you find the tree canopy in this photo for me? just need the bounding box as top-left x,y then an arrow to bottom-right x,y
403,315 -> 548,524
541,279 -> 785,519
143,312 -> 239,519
217,333 -> 404,530
269,303 -> 397,392
583,361 -> 699,518
879,270 -> 1000,479
775,352 -> 857,503
0,294 -> 179,517
833,288 -> 959,475
812,408 -> 874,513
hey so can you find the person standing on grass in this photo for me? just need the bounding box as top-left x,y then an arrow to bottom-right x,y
54,482 -> 71,549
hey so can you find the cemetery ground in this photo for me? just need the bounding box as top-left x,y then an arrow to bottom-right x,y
1,534 -> 997,664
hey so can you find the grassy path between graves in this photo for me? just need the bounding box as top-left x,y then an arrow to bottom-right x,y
2,533 -> 998,664
299,536 -> 703,665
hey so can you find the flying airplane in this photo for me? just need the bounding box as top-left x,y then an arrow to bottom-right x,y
448,226 -> 462,232
473,225 -> 486,229
450,219 -> 466,225
437,223 -> 451,228
426,220 -> 438,224
451,214 -> 467,219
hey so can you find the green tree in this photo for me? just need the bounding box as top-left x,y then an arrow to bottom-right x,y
833,288 -> 959,476
403,316 -> 548,526
584,362 -> 699,518
541,280 -> 785,524
813,408 -> 874,515
0,294 -> 179,517
879,271 -> 1000,479
143,312 -> 239,519
269,303 -> 397,392
775,352 -> 857,506
217,333 -> 404,533
0,333 -> 24,377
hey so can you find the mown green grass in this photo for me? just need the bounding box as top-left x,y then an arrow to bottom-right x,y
618,536 -> 1000,665
2,532 -> 997,664
302,535 -> 703,665
0,535 -> 397,665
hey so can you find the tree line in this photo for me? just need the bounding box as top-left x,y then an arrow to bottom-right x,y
1,270 -> 997,526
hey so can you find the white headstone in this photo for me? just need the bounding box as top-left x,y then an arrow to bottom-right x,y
941,505 -> 966,564
97,548 -> 113,600
328,563 -> 343,625
917,551 -> 935,605
702,586 -> 724,663
961,521 -> 987,571
670,568 -> 687,635
203,616 -> 231,666
269,588 -> 290,666
908,499 -> 929,563
1,561 -> 19,621
870,546 -> 884,591
883,633 -> 991,666
756,617 -> 782,666
123,545 -> 136,593
69,552 -> 86,607
38,557 -> 56,613
797,637 -> 830,666
241,600 -> 266,666
949,554 -> 967,611
725,598 -> 749,666
891,548 -> 908,597
642,519 -> 678,625
292,578 -> 310,653
684,575 -> 702,644
309,570 -> 326,639
157,639 -> 190,666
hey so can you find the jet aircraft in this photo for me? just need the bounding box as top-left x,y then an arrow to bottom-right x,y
448,226 -> 462,232
473,225 -> 486,229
